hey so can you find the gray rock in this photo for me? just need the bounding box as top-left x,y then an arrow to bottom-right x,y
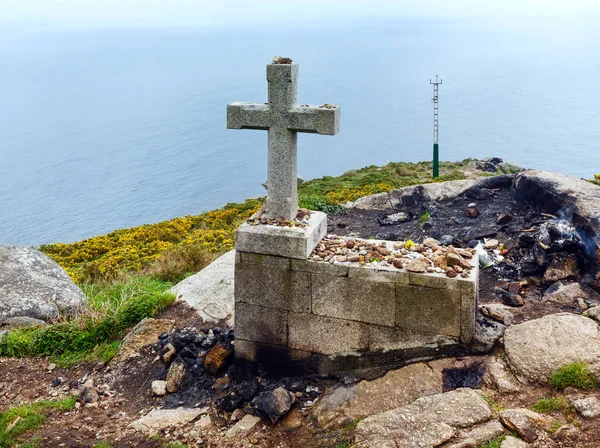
444,420 -> 505,448
485,358 -> 521,394
471,315 -> 506,353
500,435 -> 529,448
499,408 -> 549,442
111,318 -> 175,364
226,414 -> 262,437
378,211 -> 411,225
441,235 -> 455,246
166,358 -> 187,393
311,385 -> 357,426
253,387 -> 295,423
497,162 -> 523,174
129,407 -> 206,436
504,313 -> 600,383
79,379 -> 98,404
586,306 -> 600,322
352,179 -> 478,211
543,282 -> 589,306
312,359 -> 451,425
354,388 -> 492,448
0,316 -> 48,329
194,414 -> 212,429
151,380 -> 167,396
0,244 -> 87,322
551,424 -> 580,443
480,304 -> 514,325
170,250 -> 235,326
572,396 -> 600,418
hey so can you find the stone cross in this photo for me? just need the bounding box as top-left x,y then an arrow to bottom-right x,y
227,62 -> 340,220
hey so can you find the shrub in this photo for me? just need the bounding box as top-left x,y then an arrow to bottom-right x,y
40,199 -> 262,283
144,242 -> 216,283
550,361 -> 597,390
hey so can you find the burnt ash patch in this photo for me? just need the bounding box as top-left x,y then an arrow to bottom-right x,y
328,175 -> 600,324
153,325 -> 332,423
442,362 -> 486,391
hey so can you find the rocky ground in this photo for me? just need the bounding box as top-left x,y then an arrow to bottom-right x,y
2,166 -> 600,447
2,302 -> 599,447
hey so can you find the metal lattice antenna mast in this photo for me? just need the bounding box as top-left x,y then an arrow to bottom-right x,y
430,75 -> 442,178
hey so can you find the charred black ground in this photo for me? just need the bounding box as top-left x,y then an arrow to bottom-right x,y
328,174 -> 600,317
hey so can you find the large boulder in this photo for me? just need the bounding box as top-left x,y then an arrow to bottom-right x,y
354,388 -> 492,447
170,250 -> 235,326
312,358 -> 454,426
351,179 -> 478,211
129,407 -> 207,436
0,245 -> 87,322
111,318 -> 175,364
504,313 -> 600,383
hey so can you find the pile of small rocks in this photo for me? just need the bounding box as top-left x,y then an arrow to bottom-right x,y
151,326 -> 234,398
311,235 -> 476,278
247,208 -> 312,229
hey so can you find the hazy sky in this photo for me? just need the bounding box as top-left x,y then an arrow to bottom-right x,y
2,0 -> 599,29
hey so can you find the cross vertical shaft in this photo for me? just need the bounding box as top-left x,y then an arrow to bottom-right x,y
267,127 -> 298,219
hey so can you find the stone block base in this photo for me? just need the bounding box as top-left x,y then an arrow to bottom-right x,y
234,240 -> 479,375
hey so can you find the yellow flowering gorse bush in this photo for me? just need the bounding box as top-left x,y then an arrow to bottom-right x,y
41,200 -> 262,283
325,183 -> 394,204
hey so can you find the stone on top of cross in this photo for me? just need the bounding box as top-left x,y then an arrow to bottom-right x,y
227,58 -> 340,221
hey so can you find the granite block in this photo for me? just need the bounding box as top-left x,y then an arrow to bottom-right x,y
235,303 -> 288,346
348,265 -> 409,284
311,275 -> 395,326
234,263 -> 311,312
288,312 -> 369,355
396,285 -> 461,337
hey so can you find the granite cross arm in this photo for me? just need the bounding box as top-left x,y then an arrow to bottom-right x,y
227,63 -> 340,220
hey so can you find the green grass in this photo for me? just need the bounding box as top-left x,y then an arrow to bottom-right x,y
550,361 -> 598,390
0,276 -> 175,366
298,194 -> 344,215
0,397 -> 76,447
93,443 -> 113,448
478,436 -> 504,448
148,436 -> 187,448
16,439 -> 41,448
531,397 -> 572,413
419,211 -> 431,226
481,393 -> 504,412
478,435 -> 506,448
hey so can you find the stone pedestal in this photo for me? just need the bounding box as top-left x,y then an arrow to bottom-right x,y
233,233 -> 479,375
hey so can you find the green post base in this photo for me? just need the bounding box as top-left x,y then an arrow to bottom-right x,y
433,143 -> 439,178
